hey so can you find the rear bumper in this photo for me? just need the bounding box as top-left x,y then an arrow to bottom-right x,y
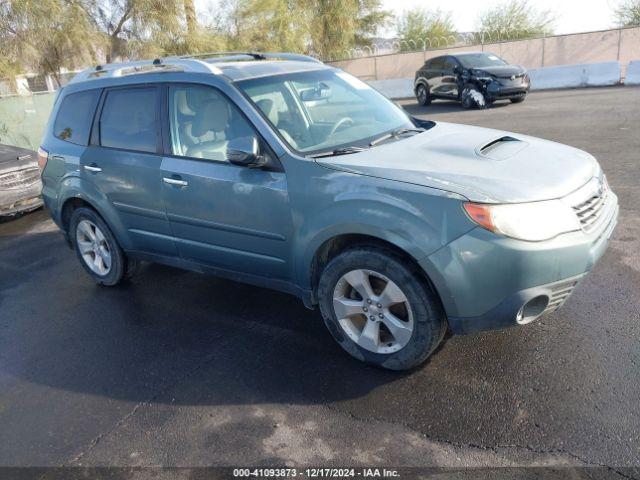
422,192 -> 619,334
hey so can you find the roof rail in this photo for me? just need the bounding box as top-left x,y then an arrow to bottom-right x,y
174,51 -> 323,64
68,57 -> 221,85
68,51 -> 323,85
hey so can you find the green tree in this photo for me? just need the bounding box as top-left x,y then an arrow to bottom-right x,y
0,0 -> 98,87
614,0 -> 640,26
396,8 -> 456,51
80,0 -> 192,61
218,0 -> 390,60
223,0 -> 310,52
308,0 -> 391,60
476,0 -> 555,41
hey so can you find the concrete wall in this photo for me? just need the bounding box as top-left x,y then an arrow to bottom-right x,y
329,26 -> 640,81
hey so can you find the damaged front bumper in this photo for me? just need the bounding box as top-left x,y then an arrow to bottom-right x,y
0,173 -> 43,216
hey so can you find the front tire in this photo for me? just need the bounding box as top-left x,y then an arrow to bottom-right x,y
69,207 -> 127,286
318,248 -> 446,370
461,84 -> 487,109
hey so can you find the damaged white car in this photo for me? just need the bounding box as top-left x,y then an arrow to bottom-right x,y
0,144 -> 43,216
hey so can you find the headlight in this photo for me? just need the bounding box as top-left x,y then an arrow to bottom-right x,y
463,200 -> 581,241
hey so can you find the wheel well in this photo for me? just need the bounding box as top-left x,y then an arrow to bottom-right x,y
310,234 -> 439,302
61,197 -> 94,233
414,81 -> 427,94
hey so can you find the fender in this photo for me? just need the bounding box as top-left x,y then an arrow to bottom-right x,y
293,189 -> 457,290
56,175 -> 135,250
414,76 -> 429,93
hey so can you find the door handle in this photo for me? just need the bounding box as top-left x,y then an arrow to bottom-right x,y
163,177 -> 188,187
84,165 -> 102,173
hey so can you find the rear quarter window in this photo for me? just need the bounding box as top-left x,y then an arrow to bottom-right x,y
53,90 -> 100,145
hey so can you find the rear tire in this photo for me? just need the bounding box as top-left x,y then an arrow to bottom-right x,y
69,207 -> 127,286
416,84 -> 431,106
318,248 -> 446,370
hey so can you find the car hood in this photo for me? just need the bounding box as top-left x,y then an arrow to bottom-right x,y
0,144 -> 37,170
472,65 -> 526,77
316,122 -> 600,203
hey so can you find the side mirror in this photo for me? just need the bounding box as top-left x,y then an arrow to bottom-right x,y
226,136 -> 265,168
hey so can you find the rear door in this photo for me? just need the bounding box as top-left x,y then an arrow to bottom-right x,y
426,56 -> 445,96
160,83 -> 294,280
82,85 -> 177,256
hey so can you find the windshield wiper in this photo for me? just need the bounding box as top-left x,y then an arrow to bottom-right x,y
369,127 -> 425,147
308,146 -> 369,158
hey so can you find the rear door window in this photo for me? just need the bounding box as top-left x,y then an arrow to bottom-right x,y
53,90 -> 100,145
429,57 -> 445,70
99,87 -> 159,153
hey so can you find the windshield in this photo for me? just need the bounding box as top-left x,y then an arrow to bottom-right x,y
458,53 -> 507,69
236,69 -> 415,155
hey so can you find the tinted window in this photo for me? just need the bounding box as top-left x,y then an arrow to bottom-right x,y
168,85 -> 255,162
429,57 -> 445,69
99,88 -> 158,153
53,90 -> 100,145
443,57 -> 458,72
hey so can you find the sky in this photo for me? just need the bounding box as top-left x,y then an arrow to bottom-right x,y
194,0 -> 619,36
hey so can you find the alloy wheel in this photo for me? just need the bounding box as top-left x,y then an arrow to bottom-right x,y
76,219 -> 112,276
417,85 -> 427,104
332,269 -> 414,354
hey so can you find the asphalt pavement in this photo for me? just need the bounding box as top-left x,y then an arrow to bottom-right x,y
1,87 -> 639,477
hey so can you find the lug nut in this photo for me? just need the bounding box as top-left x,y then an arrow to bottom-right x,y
378,313 -> 384,319
369,315 -> 374,321
367,299 -> 372,304
376,303 -> 382,308
363,307 -> 368,312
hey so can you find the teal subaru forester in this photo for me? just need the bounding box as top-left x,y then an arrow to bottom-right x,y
39,52 -> 618,370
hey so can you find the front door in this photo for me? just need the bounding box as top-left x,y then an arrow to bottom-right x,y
160,84 -> 293,280
83,85 -> 177,256
441,57 -> 460,98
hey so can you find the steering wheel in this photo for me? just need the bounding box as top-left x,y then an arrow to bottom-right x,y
328,117 -> 354,137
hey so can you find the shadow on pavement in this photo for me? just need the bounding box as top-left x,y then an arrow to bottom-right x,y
403,99 -> 513,116
0,212 -> 413,407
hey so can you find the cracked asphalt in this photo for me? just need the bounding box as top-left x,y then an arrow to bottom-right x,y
0,87 -> 639,476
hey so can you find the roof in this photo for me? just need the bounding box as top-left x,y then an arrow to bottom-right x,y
67,52 -> 329,86
208,60 -> 328,81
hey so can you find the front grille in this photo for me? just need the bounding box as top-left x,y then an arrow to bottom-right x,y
498,74 -> 525,87
0,167 -> 41,189
543,278 -> 580,314
571,177 -> 609,233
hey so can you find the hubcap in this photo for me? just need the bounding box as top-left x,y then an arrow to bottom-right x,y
76,220 -> 112,276
332,269 -> 414,354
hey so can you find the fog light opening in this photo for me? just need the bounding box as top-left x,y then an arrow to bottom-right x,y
516,295 -> 549,325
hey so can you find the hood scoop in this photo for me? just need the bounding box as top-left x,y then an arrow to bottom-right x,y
477,136 -> 528,161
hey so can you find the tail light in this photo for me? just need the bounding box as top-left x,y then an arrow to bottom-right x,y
37,147 -> 49,172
